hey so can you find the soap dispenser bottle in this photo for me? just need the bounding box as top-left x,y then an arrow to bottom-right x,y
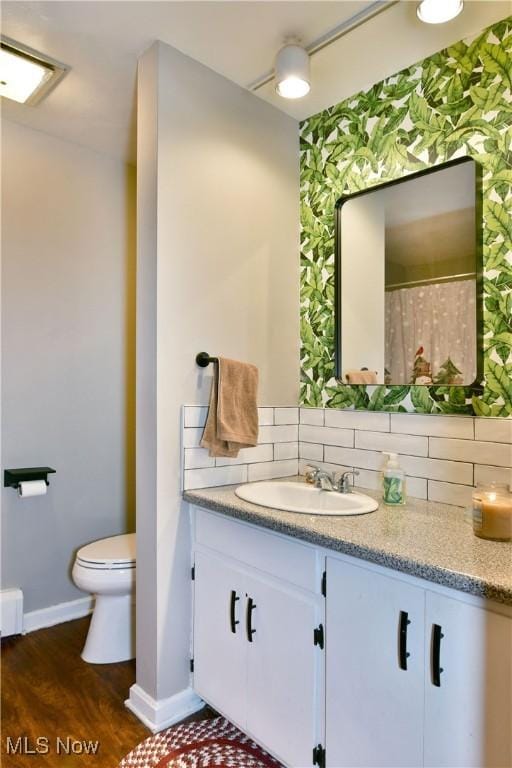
382,452 -> 406,506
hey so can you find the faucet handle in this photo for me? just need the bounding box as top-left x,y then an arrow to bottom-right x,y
337,469 -> 360,492
304,465 -> 320,484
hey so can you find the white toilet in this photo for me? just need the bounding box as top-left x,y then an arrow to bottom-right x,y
72,533 -> 136,664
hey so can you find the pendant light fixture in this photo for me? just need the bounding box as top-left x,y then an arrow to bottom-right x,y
275,44 -> 310,99
417,0 -> 463,24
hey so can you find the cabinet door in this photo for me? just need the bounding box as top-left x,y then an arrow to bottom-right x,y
193,550 -> 247,729
424,591 -> 512,768
246,573 -> 322,768
326,557 -> 425,768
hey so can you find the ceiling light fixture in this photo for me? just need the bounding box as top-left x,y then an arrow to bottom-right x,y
275,44 -> 310,99
417,0 -> 463,24
0,36 -> 69,105
251,2 -> 399,95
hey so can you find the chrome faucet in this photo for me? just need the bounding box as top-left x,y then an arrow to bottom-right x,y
315,470 -> 336,491
304,466 -> 360,494
337,469 -> 359,493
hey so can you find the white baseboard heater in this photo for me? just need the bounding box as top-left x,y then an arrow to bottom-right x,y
0,588 -> 23,637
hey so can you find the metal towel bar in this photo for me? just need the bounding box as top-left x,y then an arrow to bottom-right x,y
195,352 -> 219,367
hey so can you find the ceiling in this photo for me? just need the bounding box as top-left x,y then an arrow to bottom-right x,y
2,0 -> 373,163
2,1 -> 511,165
381,162 -> 475,228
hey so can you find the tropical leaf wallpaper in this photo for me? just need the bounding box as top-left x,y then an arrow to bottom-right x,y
300,17 -> 512,416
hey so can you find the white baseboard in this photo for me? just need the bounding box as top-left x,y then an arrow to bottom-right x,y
23,596 -> 94,633
126,684 -> 204,733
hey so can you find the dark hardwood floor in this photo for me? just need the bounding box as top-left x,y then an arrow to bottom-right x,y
1,617 -> 210,768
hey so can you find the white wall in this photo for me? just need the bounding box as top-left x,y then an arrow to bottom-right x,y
133,41 -> 299,725
341,195 -> 385,380
1,120 -> 136,613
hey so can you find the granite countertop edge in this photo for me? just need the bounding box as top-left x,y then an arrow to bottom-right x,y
184,479 -> 512,607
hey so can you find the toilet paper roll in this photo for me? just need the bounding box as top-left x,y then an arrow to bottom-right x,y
18,480 -> 47,498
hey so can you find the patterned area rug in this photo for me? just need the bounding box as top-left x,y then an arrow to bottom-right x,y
119,716 -> 283,768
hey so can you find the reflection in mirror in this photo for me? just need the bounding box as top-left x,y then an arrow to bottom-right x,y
336,158 -> 481,387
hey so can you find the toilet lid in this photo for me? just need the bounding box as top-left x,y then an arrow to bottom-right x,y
77,533 -> 136,568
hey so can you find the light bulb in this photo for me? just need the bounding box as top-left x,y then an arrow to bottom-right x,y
276,75 -> 310,99
275,45 -> 310,100
417,0 -> 463,24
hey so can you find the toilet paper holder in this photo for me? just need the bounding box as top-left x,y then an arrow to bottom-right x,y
4,467 -> 56,490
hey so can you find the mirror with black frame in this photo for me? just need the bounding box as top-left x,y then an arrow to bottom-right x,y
335,157 -> 482,388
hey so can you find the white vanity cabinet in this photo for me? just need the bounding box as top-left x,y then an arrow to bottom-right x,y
192,507 -> 324,768
424,591 -> 512,768
193,550 -> 248,726
191,505 -> 512,768
326,556 -> 512,768
325,558 -> 425,768
244,571 -> 322,766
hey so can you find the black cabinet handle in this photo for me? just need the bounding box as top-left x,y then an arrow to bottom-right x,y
229,590 -> 239,634
398,610 -> 411,670
431,624 -> 444,687
246,597 -> 256,642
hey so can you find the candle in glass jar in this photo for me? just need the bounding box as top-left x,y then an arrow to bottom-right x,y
473,486 -> 512,542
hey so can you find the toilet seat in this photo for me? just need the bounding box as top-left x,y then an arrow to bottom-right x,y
76,533 -> 135,571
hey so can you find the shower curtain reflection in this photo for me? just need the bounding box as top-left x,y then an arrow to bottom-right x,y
385,280 -> 476,386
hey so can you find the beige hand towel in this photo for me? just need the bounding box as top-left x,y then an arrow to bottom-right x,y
345,370 -> 378,385
200,357 -> 259,458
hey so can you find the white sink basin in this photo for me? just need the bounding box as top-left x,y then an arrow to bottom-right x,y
235,481 -> 378,516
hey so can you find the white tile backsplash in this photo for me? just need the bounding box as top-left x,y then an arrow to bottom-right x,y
274,407 -> 299,425
299,442 -> 324,462
427,481 -> 474,508
182,405 -> 297,492
400,456 -> 473,485
183,427 -> 204,448
356,430 -> 428,457
390,413 -> 474,440
474,418 -> 512,444
274,442 -> 299,460
325,409 -> 390,432
352,468 -> 381,492
248,459 -> 298,482
429,438 -> 512,468
354,469 -> 427,500
258,407 -> 275,426
182,405 -> 512,504
299,407 -> 325,426
183,465 -> 248,491
299,458 -> 351,476
474,464 -> 512,487
323,446 -> 473,484
299,425 -> 354,448
324,446 -> 381,471
402,475 -> 428,500
184,448 -> 215,470
215,443 -> 273,467
259,424 -> 298,444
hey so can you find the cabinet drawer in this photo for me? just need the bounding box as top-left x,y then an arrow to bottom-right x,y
193,506 -> 318,592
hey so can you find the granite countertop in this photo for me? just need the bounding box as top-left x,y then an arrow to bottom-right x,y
184,477 -> 512,606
